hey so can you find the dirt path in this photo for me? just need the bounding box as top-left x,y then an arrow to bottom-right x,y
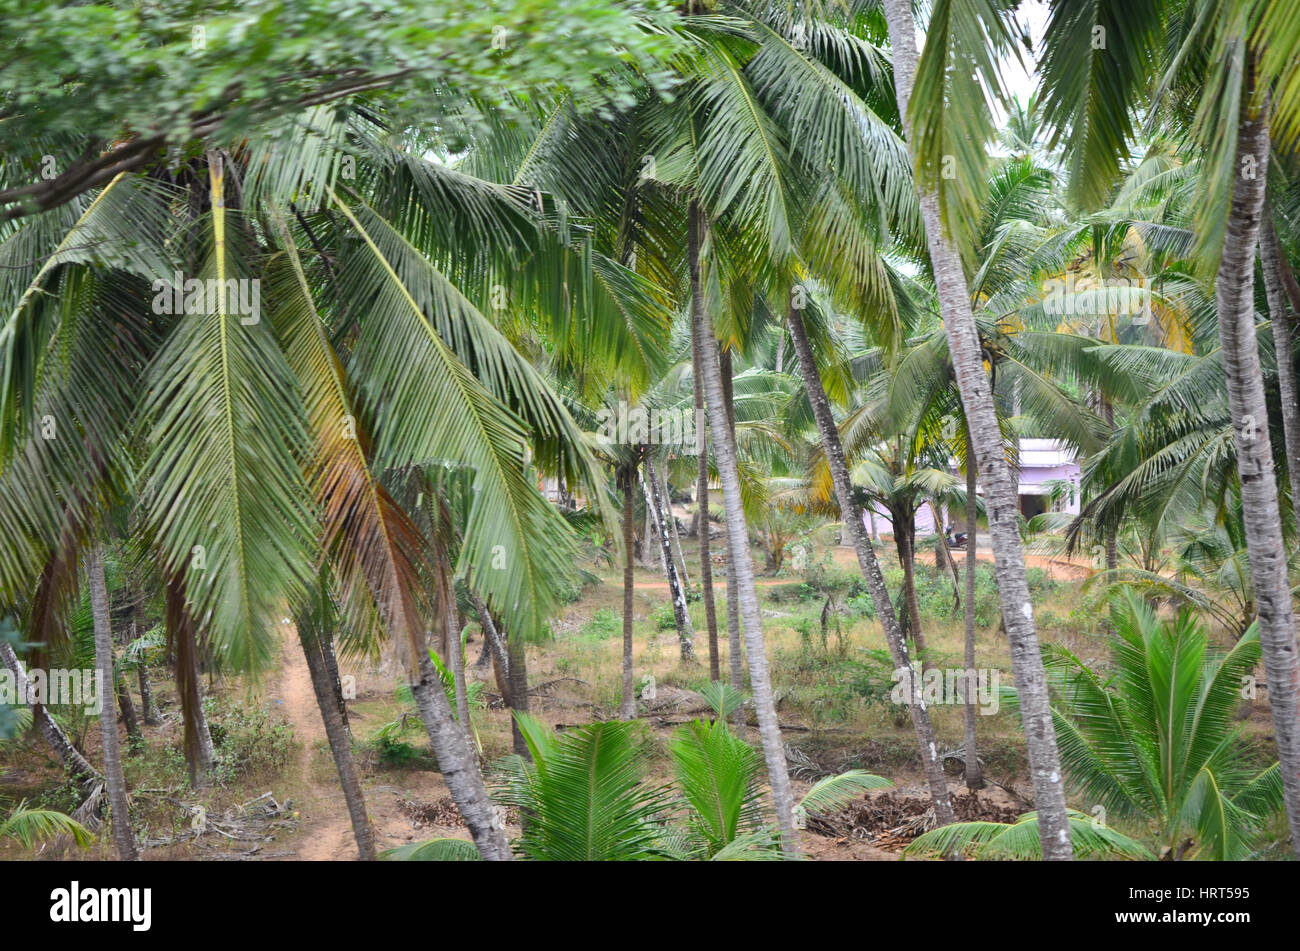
273,625 -> 357,860
269,623 -> 470,861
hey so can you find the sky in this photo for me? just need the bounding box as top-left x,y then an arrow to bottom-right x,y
997,0 -> 1049,119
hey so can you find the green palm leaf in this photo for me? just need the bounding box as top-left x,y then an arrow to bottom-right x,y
139,156 -> 315,672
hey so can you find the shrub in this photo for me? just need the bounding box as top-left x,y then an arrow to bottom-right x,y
846,648 -> 898,711
846,592 -> 877,620
377,732 -> 425,767
206,698 -> 293,783
650,604 -> 676,631
1026,566 -> 1059,597
766,582 -> 817,603
578,608 -> 622,640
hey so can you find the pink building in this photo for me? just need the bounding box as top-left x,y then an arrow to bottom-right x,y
865,438 -> 1081,538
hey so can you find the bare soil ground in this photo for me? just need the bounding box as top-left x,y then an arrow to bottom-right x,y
269,624 -> 473,860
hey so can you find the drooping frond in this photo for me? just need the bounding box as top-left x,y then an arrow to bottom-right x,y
139,157 -> 315,672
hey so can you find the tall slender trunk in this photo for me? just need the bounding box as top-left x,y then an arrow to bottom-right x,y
1099,399 -> 1120,636
621,464 -> 637,719
296,617 -> 376,860
320,627 -> 349,733
690,202 -> 797,851
929,499 -> 960,603
1213,87 -> 1300,855
641,491 -> 658,570
446,611 -> 473,751
472,632 -> 493,671
963,447 -> 984,789
644,455 -> 696,662
137,663 -> 159,727
410,652 -> 511,860
470,588 -> 510,699
437,553 -> 473,749
130,616 -> 161,727
87,547 -> 139,861
933,504 -> 948,572
1260,206 -> 1300,538
1276,217 -> 1300,317
166,573 -> 216,787
693,327 -> 721,681
882,0 -> 1070,857
111,598 -> 141,748
506,631 -> 530,760
1104,520 -> 1119,574
719,345 -> 746,726
0,640 -> 101,784
895,511 -> 928,661
114,668 -> 142,750
663,464 -> 690,588
787,305 -> 955,823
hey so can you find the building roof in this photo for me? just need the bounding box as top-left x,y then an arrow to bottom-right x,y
1018,438 -> 1078,467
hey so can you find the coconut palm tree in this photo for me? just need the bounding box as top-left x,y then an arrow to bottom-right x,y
919,592 -> 1285,860
879,0 -> 1074,858
1035,0 -> 1300,854
0,98 -> 667,859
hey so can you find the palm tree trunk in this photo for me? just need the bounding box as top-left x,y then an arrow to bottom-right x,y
933,503 -> 947,572
719,345 -> 746,726
664,465 -> 690,588
130,616 -> 161,727
621,464 -> 637,719
786,304 -> 955,823
1212,86 -> 1300,855
506,631 -> 530,759
165,573 -> 216,787
472,634 -> 492,671
296,618 -> 376,860
964,448 -> 984,789
882,0 -> 1071,858
0,640 -> 102,784
1276,219 -> 1300,317
110,606 -> 141,748
896,513 -> 928,661
469,585 -> 508,685
1099,401 -> 1120,634
446,611 -> 473,750
114,668 -> 142,750
1260,206 -> 1300,539
138,663 -> 160,726
86,547 -> 139,861
929,500 -> 960,603
437,554 -> 473,749
410,652 -> 511,860
693,332 -> 722,681
320,628 -> 349,733
690,202 -> 797,851
644,455 -> 696,662
641,493 -> 658,570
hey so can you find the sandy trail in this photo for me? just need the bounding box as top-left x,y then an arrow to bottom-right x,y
273,625 -> 358,860
269,623 -> 471,861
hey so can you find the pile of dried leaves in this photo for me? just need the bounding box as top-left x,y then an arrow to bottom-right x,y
808,791 -> 1023,852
